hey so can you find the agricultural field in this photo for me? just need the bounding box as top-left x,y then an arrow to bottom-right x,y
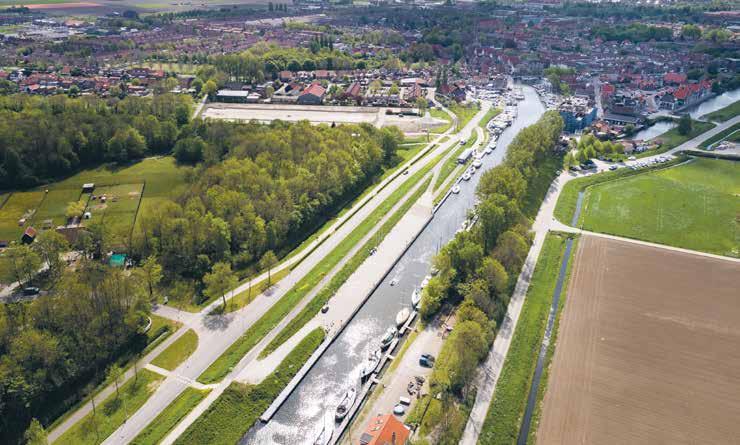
579,158 -> 739,257
536,235 -> 740,444
0,190 -> 45,241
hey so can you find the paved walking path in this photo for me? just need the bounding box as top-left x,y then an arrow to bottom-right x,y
77,100 -> 493,445
47,326 -> 190,443
460,114 -> 740,445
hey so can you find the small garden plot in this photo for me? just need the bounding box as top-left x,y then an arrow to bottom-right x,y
0,191 -> 45,241
85,183 -> 144,245
30,188 -> 82,229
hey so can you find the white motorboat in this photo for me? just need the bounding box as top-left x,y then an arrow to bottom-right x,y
451,185 -> 461,194
462,172 -> 471,181
472,159 -> 483,169
396,307 -> 411,328
411,288 -> 422,308
313,413 -> 333,445
380,326 -> 397,350
421,275 -> 430,289
335,387 -> 357,421
360,349 -> 382,381
484,147 -> 493,155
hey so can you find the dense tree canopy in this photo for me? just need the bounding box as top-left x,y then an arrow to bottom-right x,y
0,94 -> 192,190
0,264 -> 150,442
134,120 -> 399,296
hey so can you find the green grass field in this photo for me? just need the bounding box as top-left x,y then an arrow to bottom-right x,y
0,191 -> 45,241
479,233 -> 577,444
54,370 -> 165,445
553,157 -> 688,225
151,329 -> 198,371
702,99 -> 740,122
699,122 -> 740,149
637,120 -> 715,158
580,158 -> 739,257
430,109 -> 453,134
175,328 -> 325,445
130,387 -> 209,445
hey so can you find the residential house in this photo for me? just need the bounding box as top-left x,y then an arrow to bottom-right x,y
359,414 -> 410,445
297,82 -> 326,105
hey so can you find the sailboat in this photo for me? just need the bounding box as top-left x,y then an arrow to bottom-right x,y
335,387 -> 357,421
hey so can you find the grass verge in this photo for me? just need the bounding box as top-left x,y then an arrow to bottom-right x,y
151,329 -> 198,371
430,109 -> 453,134
478,233 -> 574,444
131,388 -> 209,445
699,122 -> 740,149
702,99 -> 740,122
636,120 -> 715,158
260,174 -> 432,359
54,370 -> 165,445
433,132 -> 478,192
198,155 -> 441,383
174,328 -> 325,445
526,236 -> 579,444
449,102 -> 481,132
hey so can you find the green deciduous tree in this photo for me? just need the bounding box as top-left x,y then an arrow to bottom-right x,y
203,261 -> 237,309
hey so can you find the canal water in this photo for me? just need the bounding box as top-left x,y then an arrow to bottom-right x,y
242,86 -> 545,445
634,88 -> 739,141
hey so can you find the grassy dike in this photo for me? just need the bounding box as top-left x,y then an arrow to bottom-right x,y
197,154 -> 442,384
478,233 -> 578,444
130,388 -> 210,445
260,175 -> 432,358
174,328 -> 325,445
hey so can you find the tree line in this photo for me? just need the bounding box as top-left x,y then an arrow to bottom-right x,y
0,230 -> 152,443
0,94 -> 192,190
132,120 -> 402,305
417,111 -> 564,442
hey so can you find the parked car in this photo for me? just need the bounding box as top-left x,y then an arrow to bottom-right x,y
609,165 -> 618,171
419,353 -> 436,368
23,287 -> 40,296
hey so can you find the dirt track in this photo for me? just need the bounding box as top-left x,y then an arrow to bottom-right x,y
537,235 -> 740,444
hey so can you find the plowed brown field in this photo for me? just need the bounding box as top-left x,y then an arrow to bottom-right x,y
537,235 -> 740,445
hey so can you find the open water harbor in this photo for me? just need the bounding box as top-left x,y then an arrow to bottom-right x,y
242,86 -> 545,445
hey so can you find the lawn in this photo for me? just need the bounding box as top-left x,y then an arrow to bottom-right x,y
449,102 -> 481,132
175,328 -> 325,445
479,233 -> 576,444
699,122 -> 740,149
637,119 -> 715,158
430,109 -> 453,134
130,387 -> 210,445
198,155 -> 439,383
84,183 -> 144,247
553,156 -> 688,225
702,99 -> 740,122
151,329 -> 198,371
30,188 -> 81,229
0,190 -> 45,241
579,157 -> 739,257
53,369 -> 165,445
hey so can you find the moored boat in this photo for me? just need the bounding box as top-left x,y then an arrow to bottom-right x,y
360,349 -> 382,381
396,307 -> 411,328
335,388 -> 357,421
411,288 -> 422,308
380,327 -> 397,350
313,413 -> 333,445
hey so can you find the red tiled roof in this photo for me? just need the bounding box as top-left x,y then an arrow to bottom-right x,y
360,414 -> 410,445
301,82 -> 326,97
